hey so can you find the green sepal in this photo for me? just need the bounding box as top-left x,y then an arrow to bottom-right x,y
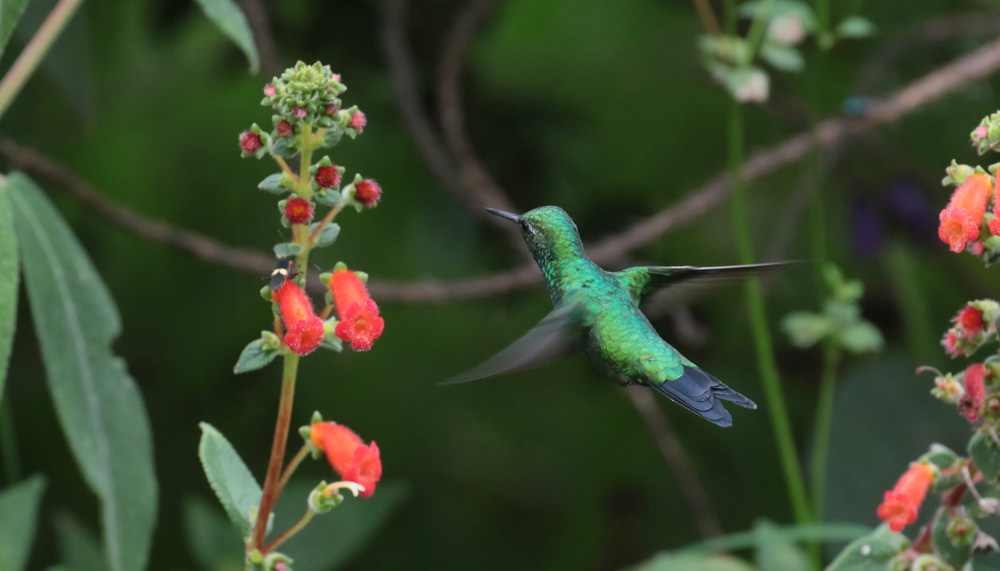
310,223 -> 341,248
274,242 -> 302,258
354,271 -> 368,284
970,430 -> 1000,482
321,320 -> 343,352
922,444 -> 964,492
260,285 -> 273,301
258,173 -> 285,194
315,190 -> 340,207
233,336 -> 281,373
318,272 -> 332,286
825,524 -> 909,571
298,425 -> 312,442
931,507 -> 975,569
311,410 -> 323,424
308,481 -> 344,514
333,261 -> 348,272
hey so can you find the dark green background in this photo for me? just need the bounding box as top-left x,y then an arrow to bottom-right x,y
3,0 -> 998,568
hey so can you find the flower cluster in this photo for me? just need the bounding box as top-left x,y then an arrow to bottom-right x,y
310,421 -> 382,498
326,266 -> 385,351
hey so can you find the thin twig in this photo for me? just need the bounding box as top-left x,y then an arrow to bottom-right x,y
6,37 -> 1000,303
692,0 -> 722,36
626,389 -> 722,539
238,0 -> 281,77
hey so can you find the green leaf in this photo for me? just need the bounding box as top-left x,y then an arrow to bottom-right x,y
781,312 -> 829,348
836,321 -> 884,354
760,42 -> 804,73
970,431 -> 1000,482
257,173 -> 285,194
628,552 -> 757,571
233,338 -> 279,374
835,16 -> 876,39
198,422 -> 262,538
9,173 -> 157,571
310,222 -> 341,248
274,242 -> 301,258
826,524 -> 909,571
315,190 -> 341,208
193,0 -> 259,73
753,521 -> 811,571
52,511 -> 106,571
0,0 -> 29,61
182,496 -> 244,571
0,179 -> 18,400
275,481 -> 408,570
0,475 -> 45,571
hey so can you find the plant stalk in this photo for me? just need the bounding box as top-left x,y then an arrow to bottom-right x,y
809,341 -> 840,519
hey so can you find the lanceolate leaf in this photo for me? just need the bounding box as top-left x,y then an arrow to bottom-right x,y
193,0 -> 260,73
8,173 -> 157,571
198,422 -> 262,537
0,178 -> 18,400
0,0 -> 29,61
0,475 -> 46,571
52,511 -> 106,571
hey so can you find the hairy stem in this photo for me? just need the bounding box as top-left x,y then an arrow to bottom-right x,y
250,353 -> 300,552
263,507 -> 315,555
276,443 -> 310,495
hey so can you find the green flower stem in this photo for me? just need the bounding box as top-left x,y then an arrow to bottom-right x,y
0,0 -> 84,121
273,155 -> 298,185
250,352 -> 300,552
262,507 -> 315,555
728,102 -> 812,527
308,198 -> 347,245
298,125 -> 315,198
276,443 -> 310,495
809,341 -> 840,519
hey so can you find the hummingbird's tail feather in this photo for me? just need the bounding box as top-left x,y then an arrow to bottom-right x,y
650,366 -> 756,427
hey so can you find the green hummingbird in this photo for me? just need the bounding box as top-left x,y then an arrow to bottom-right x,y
450,205 -> 792,427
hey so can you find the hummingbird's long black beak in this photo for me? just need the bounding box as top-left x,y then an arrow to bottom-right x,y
485,207 -> 520,223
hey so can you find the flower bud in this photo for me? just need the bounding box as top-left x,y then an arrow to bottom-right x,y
354,179 -> 382,208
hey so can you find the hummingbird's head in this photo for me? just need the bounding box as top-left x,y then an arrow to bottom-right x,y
486,206 -> 584,266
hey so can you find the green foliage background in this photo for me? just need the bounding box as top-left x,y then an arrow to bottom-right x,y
2,0 -> 996,568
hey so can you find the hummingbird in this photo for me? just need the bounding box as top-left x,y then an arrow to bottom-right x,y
449,205 -> 792,427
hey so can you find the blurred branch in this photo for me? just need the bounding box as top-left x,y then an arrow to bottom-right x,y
6,36 -> 1000,302
238,0 -> 280,77
692,0 -> 722,36
626,389 -> 722,539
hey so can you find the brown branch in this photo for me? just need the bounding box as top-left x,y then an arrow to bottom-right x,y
238,0 -> 280,77
7,36 -> 1000,303
626,388 -> 722,539
692,0 -> 721,36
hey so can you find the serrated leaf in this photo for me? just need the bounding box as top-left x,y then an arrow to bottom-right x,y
826,524 -> 909,571
233,338 -> 279,373
182,496 -> 244,571
258,173 -> 285,194
628,552 -> 757,571
0,475 -> 45,571
310,222 -> 341,248
53,511 -> 106,571
193,0 -> 259,73
836,16 -> 876,39
0,179 -> 18,400
760,42 -> 804,73
274,242 -> 301,258
9,173 -> 156,571
0,0 -> 29,62
836,321 -> 884,354
198,423 -> 262,538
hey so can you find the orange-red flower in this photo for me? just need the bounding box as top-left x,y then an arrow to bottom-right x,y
959,363 -> 987,422
955,305 -> 986,338
329,268 -> 384,351
876,463 -> 935,532
939,174 -> 991,252
310,421 -> 382,497
272,280 -> 324,355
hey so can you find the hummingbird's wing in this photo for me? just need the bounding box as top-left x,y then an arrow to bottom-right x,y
615,261 -> 798,309
442,301 -> 585,385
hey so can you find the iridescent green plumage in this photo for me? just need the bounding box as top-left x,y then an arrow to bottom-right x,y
451,205 -> 787,427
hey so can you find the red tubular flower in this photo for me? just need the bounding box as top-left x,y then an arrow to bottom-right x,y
239,131 -> 262,154
272,281 -> 324,355
876,463 -> 935,532
329,268 -> 384,351
955,305 -> 986,338
939,174 -> 991,252
315,165 -> 341,189
310,421 -> 382,497
959,363 -> 987,422
284,197 -> 314,224
350,111 -> 367,131
354,179 -> 382,208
